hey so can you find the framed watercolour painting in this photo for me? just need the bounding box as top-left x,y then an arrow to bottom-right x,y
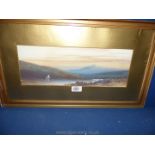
0,20 -> 155,107
17,46 -> 133,87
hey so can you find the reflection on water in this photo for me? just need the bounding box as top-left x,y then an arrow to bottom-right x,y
22,79 -> 102,85
21,78 -> 127,87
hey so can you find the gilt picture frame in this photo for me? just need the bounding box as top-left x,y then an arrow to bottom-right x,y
0,19 -> 155,108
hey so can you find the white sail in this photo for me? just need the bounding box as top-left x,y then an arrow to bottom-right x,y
45,74 -> 50,81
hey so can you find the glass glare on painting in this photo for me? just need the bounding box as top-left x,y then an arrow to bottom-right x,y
17,45 -> 133,87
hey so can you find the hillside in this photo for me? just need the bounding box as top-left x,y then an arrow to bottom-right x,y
67,65 -> 120,75
81,70 -> 128,79
66,65 -> 128,79
19,61 -> 82,80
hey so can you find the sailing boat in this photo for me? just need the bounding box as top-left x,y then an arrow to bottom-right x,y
45,74 -> 51,82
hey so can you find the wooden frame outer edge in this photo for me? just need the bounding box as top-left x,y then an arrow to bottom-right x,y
0,49 -> 8,107
138,32 -> 155,106
0,19 -> 155,29
0,19 -> 155,108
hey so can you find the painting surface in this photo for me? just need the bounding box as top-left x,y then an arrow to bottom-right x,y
17,45 -> 133,87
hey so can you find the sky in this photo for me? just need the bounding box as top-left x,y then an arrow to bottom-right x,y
17,45 -> 133,70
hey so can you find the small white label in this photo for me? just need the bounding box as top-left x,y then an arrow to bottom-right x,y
71,86 -> 82,92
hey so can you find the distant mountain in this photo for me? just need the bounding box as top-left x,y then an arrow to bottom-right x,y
19,61 -> 82,80
67,65 -> 121,75
82,70 -> 129,79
